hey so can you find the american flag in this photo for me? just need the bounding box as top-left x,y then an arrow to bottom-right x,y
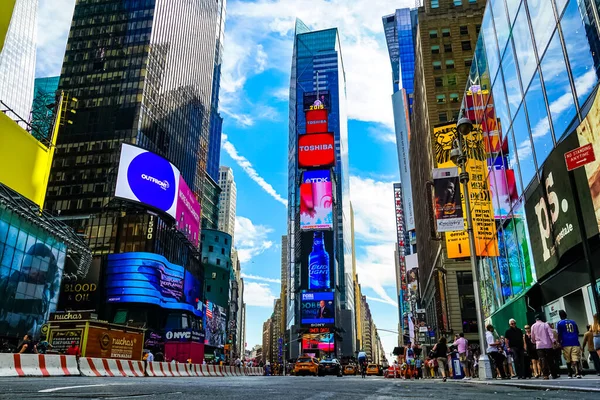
205,300 -> 213,319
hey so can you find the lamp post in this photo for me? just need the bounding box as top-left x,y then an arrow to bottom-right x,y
451,117 -> 492,380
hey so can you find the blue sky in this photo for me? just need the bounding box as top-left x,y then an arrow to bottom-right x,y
37,0 -> 413,358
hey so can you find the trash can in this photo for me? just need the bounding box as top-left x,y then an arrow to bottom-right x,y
450,352 -> 465,379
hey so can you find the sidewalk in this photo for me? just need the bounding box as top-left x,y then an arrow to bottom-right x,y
455,376 -> 600,393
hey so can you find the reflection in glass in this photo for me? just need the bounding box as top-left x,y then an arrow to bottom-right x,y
512,106 -> 536,186
512,6 -> 537,89
555,0 -> 569,17
505,0 -> 522,24
541,30 -> 576,140
560,0 -> 600,108
527,0 -> 557,56
513,204 -> 537,284
505,127 -> 525,195
497,226 -> 513,300
482,9 -> 500,80
504,218 -> 525,297
492,0 -> 511,56
492,72 -> 512,136
501,42 -> 522,118
525,73 -> 553,166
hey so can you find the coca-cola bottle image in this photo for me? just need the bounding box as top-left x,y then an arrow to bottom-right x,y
309,231 -> 330,289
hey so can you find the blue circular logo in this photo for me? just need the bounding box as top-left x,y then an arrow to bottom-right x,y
127,151 -> 176,212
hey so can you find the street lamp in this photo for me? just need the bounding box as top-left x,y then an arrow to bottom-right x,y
451,117 -> 492,380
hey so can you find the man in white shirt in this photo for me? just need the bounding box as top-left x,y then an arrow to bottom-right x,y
486,324 -> 508,379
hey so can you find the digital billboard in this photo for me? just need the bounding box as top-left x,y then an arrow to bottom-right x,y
106,252 -> 202,317
204,301 -> 226,348
301,291 -> 335,327
303,91 -> 330,111
300,231 -> 334,290
306,109 -> 328,134
302,333 -> 334,352
300,170 -> 333,230
298,133 -> 335,169
115,144 -> 201,246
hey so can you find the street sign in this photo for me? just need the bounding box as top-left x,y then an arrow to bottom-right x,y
565,143 -> 595,171
419,326 -> 428,333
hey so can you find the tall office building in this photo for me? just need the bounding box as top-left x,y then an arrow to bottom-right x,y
0,0 -> 37,123
409,0 -> 485,341
217,166 -> 236,240
287,20 -> 354,358
31,76 -> 59,141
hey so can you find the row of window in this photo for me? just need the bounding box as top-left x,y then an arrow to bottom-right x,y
431,0 -> 479,8
432,60 -> 456,70
431,41 -> 472,53
429,25 -> 481,39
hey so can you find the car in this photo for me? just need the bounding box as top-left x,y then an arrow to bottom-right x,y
318,358 -> 342,377
294,356 -> 319,376
366,363 -> 381,376
343,364 -> 357,376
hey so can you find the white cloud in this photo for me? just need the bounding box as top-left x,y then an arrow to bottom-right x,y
235,216 -> 274,263
244,282 -> 277,307
366,295 -> 397,307
35,0 -> 76,77
222,134 -> 288,206
350,176 -> 396,243
356,244 -> 398,303
241,273 -> 281,284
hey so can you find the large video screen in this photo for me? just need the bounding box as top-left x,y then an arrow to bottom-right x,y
303,91 -> 330,111
301,291 -> 335,327
302,333 -> 334,352
105,252 -> 202,317
300,170 -> 333,230
298,133 -> 335,169
115,144 -> 201,246
204,301 -> 226,348
300,231 -> 334,290
306,109 -> 328,134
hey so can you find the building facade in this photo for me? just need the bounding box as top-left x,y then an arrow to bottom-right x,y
457,0 -> 600,332
286,19 -> 355,359
217,166 -> 236,240
31,76 -> 59,141
410,0 -> 486,342
201,175 -> 221,230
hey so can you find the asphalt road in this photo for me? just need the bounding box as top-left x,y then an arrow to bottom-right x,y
0,376 -> 598,399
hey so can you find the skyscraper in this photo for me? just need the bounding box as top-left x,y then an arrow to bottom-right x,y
287,20 -> 354,358
0,0 -> 37,123
217,166 -> 236,240
31,76 -> 59,141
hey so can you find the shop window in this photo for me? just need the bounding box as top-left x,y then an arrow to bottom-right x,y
431,45 -> 440,54
461,41 -> 472,51
442,28 -> 451,37
444,44 -> 452,53
460,26 -> 468,35
429,30 -> 438,39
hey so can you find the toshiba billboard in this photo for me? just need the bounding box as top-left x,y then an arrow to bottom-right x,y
306,109 -> 328,134
298,133 -> 335,169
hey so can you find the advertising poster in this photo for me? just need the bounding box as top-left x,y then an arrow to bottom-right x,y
405,253 -> 419,297
303,91 -> 330,111
301,333 -> 334,352
85,326 -> 144,360
105,252 -> 202,317
300,231 -> 334,290
175,176 -> 201,247
524,132 -> 598,279
204,301 -> 226,348
300,172 -> 333,230
306,109 -> 328,134
433,123 -> 499,258
301,291 -> 335,327
298,133 -> 335,169
49,328 -> 83,354
58,256 -> 101,311
433,167 -> 463,232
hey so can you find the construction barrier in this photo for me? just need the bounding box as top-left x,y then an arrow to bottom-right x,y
0,354 -> 79,377
79,357 -> 145,377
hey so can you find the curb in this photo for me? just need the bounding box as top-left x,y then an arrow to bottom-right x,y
455,379 -> 600,393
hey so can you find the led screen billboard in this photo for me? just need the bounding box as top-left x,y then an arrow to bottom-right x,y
106,252 -> 202,317
298,133 -> 335,169
306,109 -> 328,134
204,301 -> 226,348
300,172 -> 333,230
301,291 -> 335,327
115,144 -> 201,246
301,333 -> 334,352
300,231 -> 334,290
303,91 -> 330,111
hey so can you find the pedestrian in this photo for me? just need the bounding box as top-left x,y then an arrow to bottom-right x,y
16,334 -> 36,354
453,332 -> 471,380
500,336 -> 515,377
530,314 -> 559,380
485,325 -> 508,379
524,325 -> 540,378
36,336 -> 52,354
592,313 -> 600,357
557,310 -> 582,378
432,336 -> 448,382
582,324 -> 600,375
548,322 -> 562,375
65,340 -> 80,357
145,350 -> 154,362
505,319 -> 526,379
155,352 -> 164,362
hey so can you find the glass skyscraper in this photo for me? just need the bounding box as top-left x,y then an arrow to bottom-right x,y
287,20 -> 354,358
383,8 -> 417,101
31,76 -> 59,141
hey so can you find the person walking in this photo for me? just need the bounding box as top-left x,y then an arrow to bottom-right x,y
505,319 -> 526,379
530,314 -> 559,380
524,325 -> 540,378
16,334 -> 36,354
453,333 -> 470,379
486,325 -> 508,379
432,337 -> 448,382
582,324 -> 600,375
557,310 -> 582,378
592,314 -> 600,358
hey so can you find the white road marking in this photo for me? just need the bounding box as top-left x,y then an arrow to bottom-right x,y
38,383 -> 130,393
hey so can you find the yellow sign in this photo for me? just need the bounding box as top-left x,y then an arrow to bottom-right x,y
0,95 -> 62,209
0,0 -> 16,52
433,123 -> 499,258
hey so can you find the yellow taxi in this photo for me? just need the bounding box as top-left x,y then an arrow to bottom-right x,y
294,356 -> 319,376
343,364 -> 357,376
366,363 -> 381,376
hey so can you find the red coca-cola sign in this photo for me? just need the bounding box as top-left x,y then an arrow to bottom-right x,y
298,133 -> 335,168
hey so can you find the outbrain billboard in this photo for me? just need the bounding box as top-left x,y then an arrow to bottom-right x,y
300,170 -> 333,230
301,231 -> 334,290
298,133 -> 335,169
105,252 -> 202,317
115,144 -> 201,246
301,291 -> 335,327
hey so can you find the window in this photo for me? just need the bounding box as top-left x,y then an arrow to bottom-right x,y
469,0 -> 477,3
450,93 -> 460,103
464,58 -> 473,67
435,77 -> 444,87
436,94 -> 446,104
447,75 -> 457,86
431,0 -> 439,8
221,248 -> 225,255
452,110 -> 460,120
216,258 -> 221,265
461,41 -> 472,51
215,236 -> 219,242
475,24 -> 481,35
224,238 -> 228,245
207,285 -> 211,292
442,28 -> 451,37
431,45 -> 440,54
433,61 -> 442,70
439,112 -> 448,122
208,246 -> 214,252
444,44 -> 452,53
429,30 -> 438,39
446,60 -> 455,69
453,0 -> 462,5
220,287 -> 224,294
460,26 -> 468,35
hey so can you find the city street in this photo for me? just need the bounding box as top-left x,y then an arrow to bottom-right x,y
0,376 -> 599,400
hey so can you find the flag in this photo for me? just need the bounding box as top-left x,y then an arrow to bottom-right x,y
206,300 -> 213,319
